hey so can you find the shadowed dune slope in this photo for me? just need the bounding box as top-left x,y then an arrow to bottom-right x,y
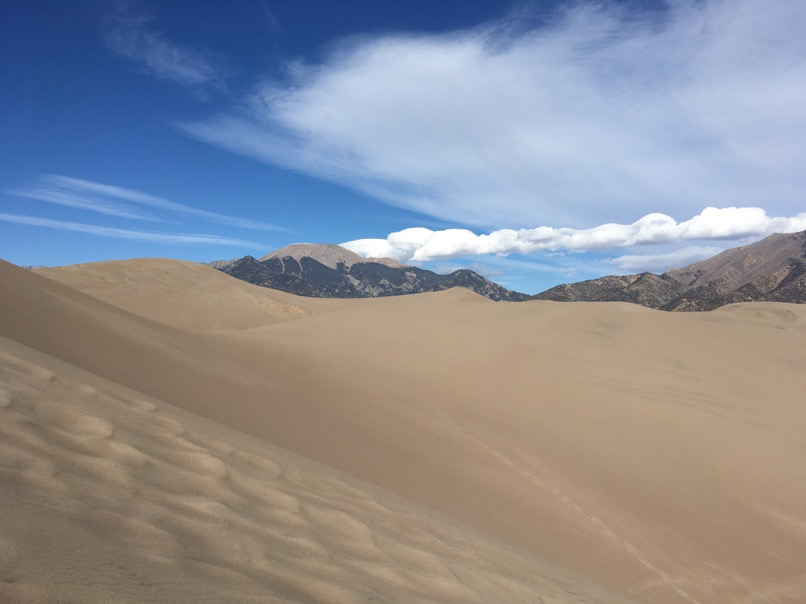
3,258 -> 806,603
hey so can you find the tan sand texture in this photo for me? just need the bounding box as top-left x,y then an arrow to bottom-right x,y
2,258 -> 806,603
0,336 -> 633,603
36,259 -> 312,331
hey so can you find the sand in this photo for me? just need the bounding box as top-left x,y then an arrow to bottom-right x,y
36,259 -> 312,331
2,257 -> 806,603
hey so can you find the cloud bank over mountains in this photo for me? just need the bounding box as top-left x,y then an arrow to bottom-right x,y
341,207 -> 806,265
182,0 -> 806,234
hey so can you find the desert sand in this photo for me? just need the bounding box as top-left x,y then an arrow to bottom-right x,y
2,258 -> 805,603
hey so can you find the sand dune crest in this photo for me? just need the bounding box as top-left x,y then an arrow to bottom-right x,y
36,258 -> 312,331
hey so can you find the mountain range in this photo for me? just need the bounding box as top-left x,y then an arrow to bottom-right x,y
212,244 -> 529,301
533,230 -> 806,310
213,230 -> 806,310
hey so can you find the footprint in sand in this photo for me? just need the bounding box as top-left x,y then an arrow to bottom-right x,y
225,471 -> 299,513
0,353 -> 55,381
69,415 -> 115,440
150,415 -> 186,436
174,451 -> 228,478
230,450 -> 282,478
183,431 -> 235,457
302,504 -> 385,560
68,383 -> 98,397
106,440 -> 151,468
126,399 -> 158,413
185,500 -> 240,527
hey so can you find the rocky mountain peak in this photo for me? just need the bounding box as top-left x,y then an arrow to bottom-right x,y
260,243 -> 404,270
216,245 -> 527,301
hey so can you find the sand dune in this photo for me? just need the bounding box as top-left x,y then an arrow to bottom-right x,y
1,336 -> 633,603
36,259 -> 314,331
2,258 -> 806,603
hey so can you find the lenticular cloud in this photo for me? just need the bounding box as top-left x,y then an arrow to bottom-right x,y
341,208 -> 806,263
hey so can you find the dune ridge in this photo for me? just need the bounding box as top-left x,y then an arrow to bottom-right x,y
2,257 -> 806,603
35,258 -> 312,331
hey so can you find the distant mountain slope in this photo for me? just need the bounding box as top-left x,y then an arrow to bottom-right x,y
214,244 -> 529,301
666,231 -> 806,291
262,243 -> 405,269
533,231 -> 806,310
534,272 -> 688,308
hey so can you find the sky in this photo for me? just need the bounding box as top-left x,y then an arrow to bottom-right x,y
2,0 -> 805,294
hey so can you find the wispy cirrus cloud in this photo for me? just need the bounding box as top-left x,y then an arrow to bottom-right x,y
181,0 -> 806,230
341,207 -> 806,264
105,1 -> 226,90
0,214 -> 264,249
11,174 -> 284,231
9,184 -> 156,221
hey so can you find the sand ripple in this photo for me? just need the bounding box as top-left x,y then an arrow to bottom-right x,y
0,341 -> 635,603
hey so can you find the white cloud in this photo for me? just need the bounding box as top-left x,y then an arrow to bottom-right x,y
181,0 -> 806,229
9,186 -> 156,221
341,207 -> 806,263
0,214 -> 264,249
11,174 -> 284,231
106,2 -> 225,89
608,246 -> 724,273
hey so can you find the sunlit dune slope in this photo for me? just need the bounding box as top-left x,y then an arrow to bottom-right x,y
36,258 -> 314,331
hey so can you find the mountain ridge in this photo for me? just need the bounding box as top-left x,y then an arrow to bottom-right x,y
261,243 -> 405,269
214,232 -> 806,309
533,231 -> 806,310
214,244 -> 529,301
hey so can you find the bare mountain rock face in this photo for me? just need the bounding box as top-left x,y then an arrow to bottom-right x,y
534,273 -> 686,308
214,244 -> 529,301
261,243 -> 405,270
666,231 -> 806,291
533,231 -> 806,310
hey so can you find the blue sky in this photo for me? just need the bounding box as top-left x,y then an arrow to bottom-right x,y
2,0 -> 805,294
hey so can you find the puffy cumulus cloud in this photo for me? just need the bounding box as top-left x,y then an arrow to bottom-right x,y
341,207 -> 806,263
182,0 -> 806,229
